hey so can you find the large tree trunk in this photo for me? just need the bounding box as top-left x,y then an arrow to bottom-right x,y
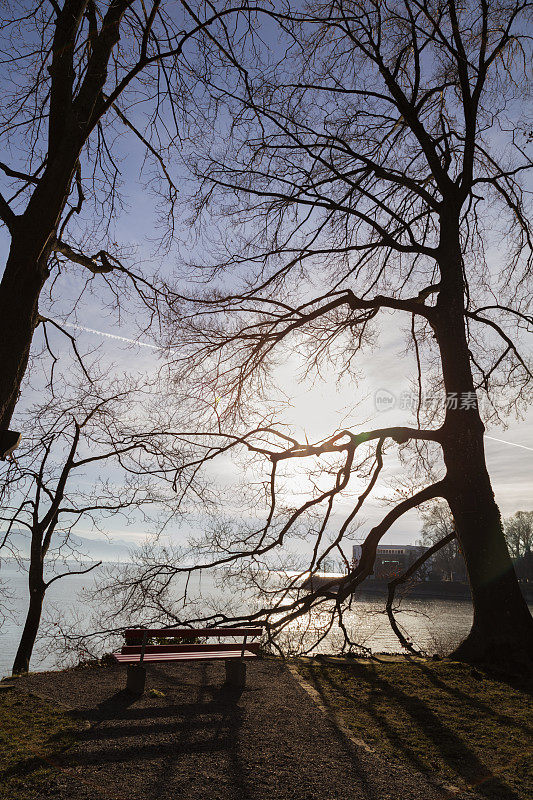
0,146 -> 80,430
442,411 -> 533,665
434,225 -> 533,669
12,575 -> 46,675
448,490 -> 533,666
0,238 -> 50,430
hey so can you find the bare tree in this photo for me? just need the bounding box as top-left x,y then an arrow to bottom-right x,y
504,510 -> 533,559
0,0 -> 258,433
0,370 -> 195,674
0,575 -> 15,635
8,0 -> 531,670
419,501 -> 464,581
141,0 -> 532,667
385,531 -> 456,656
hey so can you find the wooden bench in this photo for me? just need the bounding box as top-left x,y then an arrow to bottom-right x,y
112,627 -> 262,694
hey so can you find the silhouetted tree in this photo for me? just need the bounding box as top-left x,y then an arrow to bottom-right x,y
149,0 -> 532,667
1,371 -> 191,674
13,0 -> 531,670
0,0 -> 255,431
504,511 -> 533,559
419,502 -> 465,581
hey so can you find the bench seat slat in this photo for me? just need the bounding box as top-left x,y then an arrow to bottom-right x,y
113,649 -> 259,664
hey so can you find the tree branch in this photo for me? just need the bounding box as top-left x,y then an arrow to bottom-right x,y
107,99 -> 179,200
386,531 -> 456,655
0,161 -> 40,184
54,239 -> 114,274
466,311 -> 532,379
0,191 -> 16,232
335,480 -> 448,602
38,316 -> 93,382
45,560 -> 102,589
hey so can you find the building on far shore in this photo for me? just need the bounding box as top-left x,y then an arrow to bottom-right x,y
301,542 -> 473,594
352,543 -> 428,580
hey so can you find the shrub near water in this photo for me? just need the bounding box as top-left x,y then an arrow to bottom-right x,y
297,659 -> 532,800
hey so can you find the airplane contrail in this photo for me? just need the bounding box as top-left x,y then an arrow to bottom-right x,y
52,322 -> 533,453
484,435 -> 533,452
62,321 -> 164,350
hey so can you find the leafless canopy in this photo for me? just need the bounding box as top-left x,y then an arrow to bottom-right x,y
96,0 -> 533,654
2,1 -> 531,660
0,1 -> 266,430
1,368 -> 225,671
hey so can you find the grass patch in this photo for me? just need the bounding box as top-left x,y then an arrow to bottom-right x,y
296,658 -> 532,800
0,688 -> 80,799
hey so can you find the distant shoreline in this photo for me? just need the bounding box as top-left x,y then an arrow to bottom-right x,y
302,575 -> 471,600
302,575 -> 533,603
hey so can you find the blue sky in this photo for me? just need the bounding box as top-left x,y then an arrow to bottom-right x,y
4,285 -> 528,552
0,34 -> 531,556
1,192 -> 531,554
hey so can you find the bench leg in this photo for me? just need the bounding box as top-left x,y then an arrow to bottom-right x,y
225,659 -> 246,689
126,664 -> 146,695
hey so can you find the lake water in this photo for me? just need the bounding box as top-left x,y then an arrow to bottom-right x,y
0,560 -> 488,678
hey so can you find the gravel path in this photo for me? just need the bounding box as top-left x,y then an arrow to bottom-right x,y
14,659 -> 465,800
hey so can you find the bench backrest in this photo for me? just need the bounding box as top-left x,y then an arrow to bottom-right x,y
124,627 -> 263,645
122,626 -> 263,663
121,642 -> 261,655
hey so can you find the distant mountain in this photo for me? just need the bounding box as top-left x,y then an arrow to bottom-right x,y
1,529 -> 142,562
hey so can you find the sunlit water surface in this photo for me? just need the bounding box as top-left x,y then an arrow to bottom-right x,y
1,561 -> 517,677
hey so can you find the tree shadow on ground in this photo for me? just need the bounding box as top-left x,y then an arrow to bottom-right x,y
40,660 -> 387,800
59,663 -> 253,800
410,659 -> 533,737
303,661 -> 524,800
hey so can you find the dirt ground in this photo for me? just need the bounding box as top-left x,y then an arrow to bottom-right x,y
10,658 -> 469,800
